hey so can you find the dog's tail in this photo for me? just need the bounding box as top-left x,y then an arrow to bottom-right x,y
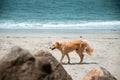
85,42 -> 94,55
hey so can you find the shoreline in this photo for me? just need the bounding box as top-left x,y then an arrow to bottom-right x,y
0,28 -> 120,34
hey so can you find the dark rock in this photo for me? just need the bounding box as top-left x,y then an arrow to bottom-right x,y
33,49 -> 72,80
0,46 -> 72,80
80,36 -> 82,38
81,66 -> 117,80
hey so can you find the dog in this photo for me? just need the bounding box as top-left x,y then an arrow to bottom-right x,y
50,40 -> 93,64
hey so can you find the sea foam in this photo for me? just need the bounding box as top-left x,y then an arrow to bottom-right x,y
0,21 -> 120,29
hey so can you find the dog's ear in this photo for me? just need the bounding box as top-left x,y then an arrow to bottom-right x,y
55,41 -> 59,45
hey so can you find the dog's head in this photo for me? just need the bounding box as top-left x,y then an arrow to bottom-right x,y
50,41 -> 60,50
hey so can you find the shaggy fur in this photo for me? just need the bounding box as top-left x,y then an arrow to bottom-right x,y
50,40 -> 93,64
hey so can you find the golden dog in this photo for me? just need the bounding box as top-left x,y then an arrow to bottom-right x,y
50,40 -> 93,64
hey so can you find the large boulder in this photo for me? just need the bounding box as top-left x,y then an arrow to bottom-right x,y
0,46 -> 72,80
81,66 -> 117,80
33,49 -> 72,80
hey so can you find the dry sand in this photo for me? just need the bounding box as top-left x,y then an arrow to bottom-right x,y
0,32 -> 120,80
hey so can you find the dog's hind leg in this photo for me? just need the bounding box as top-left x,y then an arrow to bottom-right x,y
76,49 -> 84,63
66,54 -> 70,64
79,53 -> 84,63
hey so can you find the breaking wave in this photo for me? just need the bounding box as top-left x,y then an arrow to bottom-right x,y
0,20 -> 120,29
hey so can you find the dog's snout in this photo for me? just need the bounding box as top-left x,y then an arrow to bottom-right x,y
50,46 -> 53,50
50,46 -> 55,50
51,48 -> 54,50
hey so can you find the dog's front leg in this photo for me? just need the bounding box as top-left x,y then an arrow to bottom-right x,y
60,53 -> 65,63
66,54 -> 70,64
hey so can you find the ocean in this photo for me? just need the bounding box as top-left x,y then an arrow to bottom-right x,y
0,0 -> 120,33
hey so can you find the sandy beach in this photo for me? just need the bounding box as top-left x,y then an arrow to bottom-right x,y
0,32 -> 120,80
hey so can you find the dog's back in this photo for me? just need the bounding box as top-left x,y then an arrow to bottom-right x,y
59,40 -> 83,52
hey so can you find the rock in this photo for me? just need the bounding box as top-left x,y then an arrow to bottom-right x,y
33,49 -> 73,80
0,46 -> 72,80
80,36 -> 82,38
81,66 -> 117,80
